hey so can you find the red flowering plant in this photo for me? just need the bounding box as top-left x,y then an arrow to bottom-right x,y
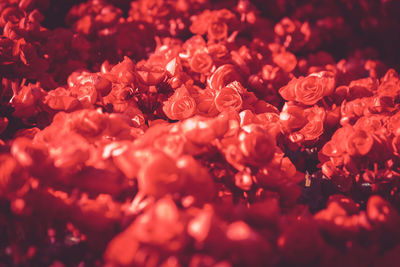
11,82 -> 47,120
274,17 -> 311,52
3,0 -> 400,266
279,70 -> 335,106
162,85 -> 196,120
190,9 -> 240,43
279,102 -> 326,146
208,64 -> 243,91
66,0 -> 122,36
129,0 -> 207,37
191,86 -> 219,117
317,69 -> 400,193
105,196 -> 188,267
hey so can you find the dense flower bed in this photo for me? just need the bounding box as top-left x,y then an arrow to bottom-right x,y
1,0 -> 400,266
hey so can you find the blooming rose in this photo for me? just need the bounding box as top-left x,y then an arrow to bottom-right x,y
207,20 -> 228,41
207,43 -> 229,62
321,125 -> 355,159
367,195 -> 399,228
0,154 -> 27,197
279,102 -> 307,132
137,151 -> 182,198
340,98 -> 371,125
298,106 -> 326,141
353,115 -> 388,140
71,72 -> 112,97
107,56 -> 136,84
238,124 -> 275,167
68,109 -> 107,139
192,87 -> 219,117
346,129 -> 374,156
132,197 -> 186,249
279,71 -> 335,105
214,86 -> 243,112
346,77 -> 377,100
11,137 -> 52,178
387,111 -> 400,136
44,87 -> 79,111
190,51 -> 213,74
11,84 -> 45,118
189,10 -> 212,35
234,170 -> 253,191
154,133 -> 186,158
70,83 -> 97,107
279,102 -> 326,143
48,132 -> 90,169
273,51 -> 297,73
182,35 -> 207,58
208,64 -> 242,91
136,64 -> 166,86
163,86 -> 196,120
175,155 -> 215,203
378,69 -> 400,98
181,114 -> 229,145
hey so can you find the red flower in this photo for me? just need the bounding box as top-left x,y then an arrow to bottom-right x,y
346,129 -> 374,156
346,77 -> 377,100
214,86 -> 242,112
153,133 -> 186,158
69,72 -> 112,97
279,102 -> 307,133
163,86 -> 196,120
274,17 -> 296,36
44,87 -> 79,111
387,111 -> 400,136
175,155 -> 215,203
181,114 -> 229,145
0,154 -> 27,197
48,132 -> 90,169
234,169 -> 253,191
108,56 -> 136,84
190,51 -> 213,74
280,103 -> 325,144
136,64 -> 166,86
378,69 -> 400,98
298,106 -> 325,141
367,195 -> 399,227
11,84 -> 45,118
273,51 -> 297,73
238,124 -> 275,167
70,83 -> 97,107
340,98 -> 371,125
279,71 -> 335,105
68,109 -> 108,139
189,10 -> 212,35
208,64 -> 242,91
321,125 -> 355,158
207,20 -> 228,41
137,151 -> 182,198
192,87 -> 219,117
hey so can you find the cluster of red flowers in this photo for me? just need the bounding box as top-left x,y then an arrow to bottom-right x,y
1,0 -> 400,266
